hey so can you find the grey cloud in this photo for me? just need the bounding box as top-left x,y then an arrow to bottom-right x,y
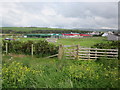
1,2 -> 118,29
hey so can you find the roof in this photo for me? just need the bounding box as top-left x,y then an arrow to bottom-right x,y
27,34 -> 51,36
26,34 -> 62,36
62,33 -> 91,36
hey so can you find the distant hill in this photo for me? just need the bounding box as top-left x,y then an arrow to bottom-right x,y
72,28 -> 118,32
1,27 -> 118,34
1,27 -> 92,34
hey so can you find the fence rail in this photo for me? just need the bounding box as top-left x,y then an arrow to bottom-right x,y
62,45 -> 118,60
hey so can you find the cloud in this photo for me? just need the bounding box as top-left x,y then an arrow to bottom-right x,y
0,2 -> 118,29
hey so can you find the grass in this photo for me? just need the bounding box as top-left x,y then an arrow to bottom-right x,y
2,36 -> 108,47
2,54 -> 119,88
56,37 -> 107,47
2,36 -> 118,88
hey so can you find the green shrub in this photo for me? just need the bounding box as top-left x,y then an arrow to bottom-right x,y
92,41 -> 119,49
2,40 -> 58,57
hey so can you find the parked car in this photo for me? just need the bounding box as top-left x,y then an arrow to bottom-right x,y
4,38 -> 15,41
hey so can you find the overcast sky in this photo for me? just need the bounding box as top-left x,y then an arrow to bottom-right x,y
0,1 -> 118,29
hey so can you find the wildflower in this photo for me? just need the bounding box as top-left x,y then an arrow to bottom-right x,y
86,68 -> 89,71
105,74 -> 108,76
18,79 -> 22,82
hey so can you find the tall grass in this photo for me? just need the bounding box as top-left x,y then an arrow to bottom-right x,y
2,55 -> 119,88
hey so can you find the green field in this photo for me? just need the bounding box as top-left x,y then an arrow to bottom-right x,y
2,27 -> 70,31
2,37 -> 108,47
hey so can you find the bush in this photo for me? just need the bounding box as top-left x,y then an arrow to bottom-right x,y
2,40 -> 58,57
91,41 -> 119,49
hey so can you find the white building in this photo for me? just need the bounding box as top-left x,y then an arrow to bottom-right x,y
107,34 -> 119,41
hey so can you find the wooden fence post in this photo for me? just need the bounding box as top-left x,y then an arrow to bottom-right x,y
31,44 -> 33,57
6,43 -> 8,54
76,45 -> 80,60
58,44 -> 63,60
88,49 -> 90,60
95,48 -> 97,60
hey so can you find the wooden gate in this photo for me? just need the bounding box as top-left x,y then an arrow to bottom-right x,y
63,45 -> 118,60
64,45 -> 78,60
45,44 -> 118,60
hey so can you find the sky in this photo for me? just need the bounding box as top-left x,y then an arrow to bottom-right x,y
0,1 -> 119,29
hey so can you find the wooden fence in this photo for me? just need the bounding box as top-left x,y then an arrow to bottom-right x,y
4,43 -> 118,60
58,45 -> 118,60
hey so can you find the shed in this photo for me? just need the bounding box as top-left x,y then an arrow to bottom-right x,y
26,34 -> 52,38
107,34 -> 119,41
26,34 -> 62,38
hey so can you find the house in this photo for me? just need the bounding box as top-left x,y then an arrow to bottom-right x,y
102,31 -> 114,37
107,34 -> 119,41
90,31 -> 100,35
102,32 -> 109,37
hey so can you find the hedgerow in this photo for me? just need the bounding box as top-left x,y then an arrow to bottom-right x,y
2,40 -> 58,57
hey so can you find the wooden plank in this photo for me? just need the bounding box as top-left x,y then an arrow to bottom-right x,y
76,45 -> 80,60
88,49 -> 90,60
46,54 -> 58,58
78,51 -> 118,54
94,55 -> 118,57
91,52 -> 118,54
69,52 -> 76,57
78,59 -> 95,60
95,48 -> 97,60
79,54 -> 95,55
66,51 -> 118,55
64,45 -> 77,47
79,48 -> 118,51
65,51 -> 77,53
66,57 -> 75,59
66,54 -> 76,56
64,49 -> 76,51
79,56 -> 98,58
78,54 -> 118,57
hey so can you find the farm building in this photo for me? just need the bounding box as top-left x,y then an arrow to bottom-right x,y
26,34 -> 62,38
62,34 -> 91,37
26,34 -> 51,38
26,33 -> 91,38
102,31 -> 114,37
102,33 -> 108,37
89,31 -> 101,35
107,34 -> 120,41
51,34 -> 63,38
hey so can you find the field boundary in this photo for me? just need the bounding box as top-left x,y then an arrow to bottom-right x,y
4,42 -> 118,60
